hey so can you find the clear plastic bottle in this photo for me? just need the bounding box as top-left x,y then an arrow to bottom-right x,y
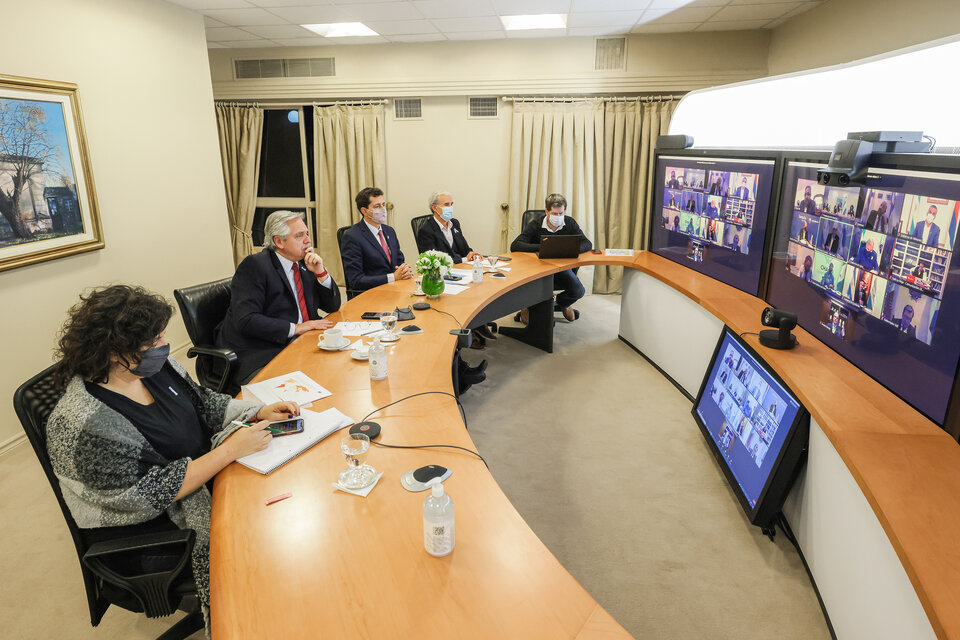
471,256 -> 483,284
368,337 -> 387,380
423,478 -> 455,557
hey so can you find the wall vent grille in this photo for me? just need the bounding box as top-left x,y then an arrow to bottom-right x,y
595,37 -> 626,71
394,98 -> 422,119
234,57 -> 335,79
469,97 -> 498,118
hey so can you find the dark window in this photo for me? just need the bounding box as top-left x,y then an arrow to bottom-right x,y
257,110 -> 305,198
303,106 -> 316,201
252,207 -> 306,247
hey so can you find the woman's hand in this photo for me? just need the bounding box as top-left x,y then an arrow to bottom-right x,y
255,401 -> 300,422
226,423 -> 273,459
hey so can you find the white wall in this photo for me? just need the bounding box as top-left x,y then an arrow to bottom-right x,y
385,96 -> 512,260
768,0 -> 960,75
0,0 -> 232,449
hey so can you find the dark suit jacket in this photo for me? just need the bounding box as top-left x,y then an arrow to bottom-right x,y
416,217 -> 473,264
913,222 -> 940,247
216,249 -> 341,382
510,214 -> 593,254
340,221 -> 405,292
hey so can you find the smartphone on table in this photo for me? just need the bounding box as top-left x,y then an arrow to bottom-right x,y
268,418 -> 304,436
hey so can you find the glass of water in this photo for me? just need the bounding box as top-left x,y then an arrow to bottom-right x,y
486,255 -> 498,270
380,314 -> 398,339
339,433 -> 377,489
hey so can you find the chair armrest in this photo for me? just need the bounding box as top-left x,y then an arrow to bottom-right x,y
83,529 -> 196,618
186,345 -> 238,363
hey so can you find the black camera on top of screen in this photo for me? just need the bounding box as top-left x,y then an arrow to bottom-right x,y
816,131 -> 931,188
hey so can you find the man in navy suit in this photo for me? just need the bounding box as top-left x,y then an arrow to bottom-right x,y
415,190 -> 482,264
341,187 -> 413,292
217,210 -> 342,385
734,176 -> 752,200
912,204 -> 941,247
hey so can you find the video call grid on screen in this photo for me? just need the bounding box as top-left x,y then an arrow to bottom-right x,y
768,160 -> 960,425
650,154 -> 778,296
695,329 -> 801,509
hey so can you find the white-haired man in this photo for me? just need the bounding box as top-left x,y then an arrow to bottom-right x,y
415,190 -> 482,265
217,210 -> 341,385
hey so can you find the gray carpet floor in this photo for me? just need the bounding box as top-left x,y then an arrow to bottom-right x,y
460,294 -> 832,639
0,294 -> 831,639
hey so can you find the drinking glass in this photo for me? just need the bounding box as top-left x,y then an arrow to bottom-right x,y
380,314 -> 398,338
486,255 -> 499,270
414,274 -> 424,295
338,433 -> 377,489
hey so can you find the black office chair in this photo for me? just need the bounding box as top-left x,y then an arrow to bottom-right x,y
337,225 -> 363,300
173,278 -> 238,396
13,365 -> 203,640
521,209 -> 542,231
410,214 -> 432,254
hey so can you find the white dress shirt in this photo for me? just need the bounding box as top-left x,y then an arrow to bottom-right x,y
434,216 -> 455,249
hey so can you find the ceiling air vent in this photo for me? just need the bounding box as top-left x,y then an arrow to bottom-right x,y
469,97 -> 498,118
394,98 -> 422,119
595,37 -> 626,71
234,57 -> 335,80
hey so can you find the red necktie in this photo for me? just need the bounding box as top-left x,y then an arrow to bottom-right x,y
378,229 -> 392,263
292,263 -> 310,322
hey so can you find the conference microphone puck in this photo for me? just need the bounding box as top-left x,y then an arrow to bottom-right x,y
350,421 -> 381,440
412,302 -> 431,310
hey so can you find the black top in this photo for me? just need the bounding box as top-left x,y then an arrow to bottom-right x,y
416,216 -> 473,264
510,214 -> 593,254
86,363 -> 208,462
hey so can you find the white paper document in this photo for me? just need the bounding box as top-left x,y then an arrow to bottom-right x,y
241,370 -> 331,406
604,248 -> 635,257
331,321 -> 385,336
441,283 -> 469,295
236,407 -> 354,475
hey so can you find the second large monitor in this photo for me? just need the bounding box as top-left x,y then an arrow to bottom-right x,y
650,151 -> 779,296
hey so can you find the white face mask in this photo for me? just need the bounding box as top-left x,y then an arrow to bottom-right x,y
370,207 -> 387,225
549,214 -> 565,228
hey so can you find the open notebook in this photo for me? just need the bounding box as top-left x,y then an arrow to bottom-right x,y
235,407 -> 354,475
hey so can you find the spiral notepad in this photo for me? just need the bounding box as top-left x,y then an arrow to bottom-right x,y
236,407 -> 354,475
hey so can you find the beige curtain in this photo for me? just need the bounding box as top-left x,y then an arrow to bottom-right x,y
593,99 -> 678,293
505,100 -> 605,252
314,104 -> 386,284
216,104 -> 263,266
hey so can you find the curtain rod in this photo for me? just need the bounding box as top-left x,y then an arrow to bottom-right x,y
502,94 -> 684,103
214,100 -> 261,108
313,99 -> 389,107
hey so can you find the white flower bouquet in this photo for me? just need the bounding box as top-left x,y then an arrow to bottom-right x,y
415,250 -> 453,278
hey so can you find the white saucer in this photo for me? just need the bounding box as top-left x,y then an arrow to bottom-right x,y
413,290 -> 426,296
318,337 -> 351,351
378,333 -> 400,343
350,349 -> 369,360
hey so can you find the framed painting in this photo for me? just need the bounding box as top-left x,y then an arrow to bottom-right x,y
0,74 -> 103,272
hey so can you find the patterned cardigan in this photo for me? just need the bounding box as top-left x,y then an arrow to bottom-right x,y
46,358 -> 261,620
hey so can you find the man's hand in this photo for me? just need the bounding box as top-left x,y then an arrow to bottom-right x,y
294,319 -> 334,335
394,263 -> 413,280
304,249 -> 327,277
465,251 -> 483,262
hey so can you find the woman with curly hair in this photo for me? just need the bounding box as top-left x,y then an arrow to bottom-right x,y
46,284 -> 297,627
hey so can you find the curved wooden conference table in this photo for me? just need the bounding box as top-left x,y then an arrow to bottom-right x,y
210,251 -> 960,640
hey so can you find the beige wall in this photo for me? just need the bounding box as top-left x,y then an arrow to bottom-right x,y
0,0 -> 232,448
209,31 -> 770,99
769,0 -> 960,75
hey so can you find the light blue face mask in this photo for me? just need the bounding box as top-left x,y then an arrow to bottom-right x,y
440,206 -> 454,222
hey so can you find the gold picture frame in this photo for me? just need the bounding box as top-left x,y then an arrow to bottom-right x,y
0,74 -> 103,272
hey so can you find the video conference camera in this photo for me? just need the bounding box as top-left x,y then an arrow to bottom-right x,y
816,131 -> 930,187
759,307 -> 798,350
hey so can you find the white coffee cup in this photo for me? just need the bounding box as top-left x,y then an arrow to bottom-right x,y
320,328 -> 343,348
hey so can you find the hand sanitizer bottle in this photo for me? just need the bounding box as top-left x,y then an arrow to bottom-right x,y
423,478 -> 454,557
472,256 -> 483,284
368,337 -> 387,380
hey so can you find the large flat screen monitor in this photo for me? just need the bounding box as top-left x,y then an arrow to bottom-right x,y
767,154 -> 960,429
693,327 -> 810,529
649,150 -> 779,296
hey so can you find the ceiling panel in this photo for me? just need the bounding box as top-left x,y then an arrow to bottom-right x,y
192,0 -> 827,48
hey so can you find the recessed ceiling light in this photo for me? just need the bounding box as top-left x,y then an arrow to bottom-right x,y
500,14 -> 567,31
302,23 -> 379,38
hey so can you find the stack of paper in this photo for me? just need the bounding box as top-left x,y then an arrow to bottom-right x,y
241,370 -> 332,406
236,407 -> 354,475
